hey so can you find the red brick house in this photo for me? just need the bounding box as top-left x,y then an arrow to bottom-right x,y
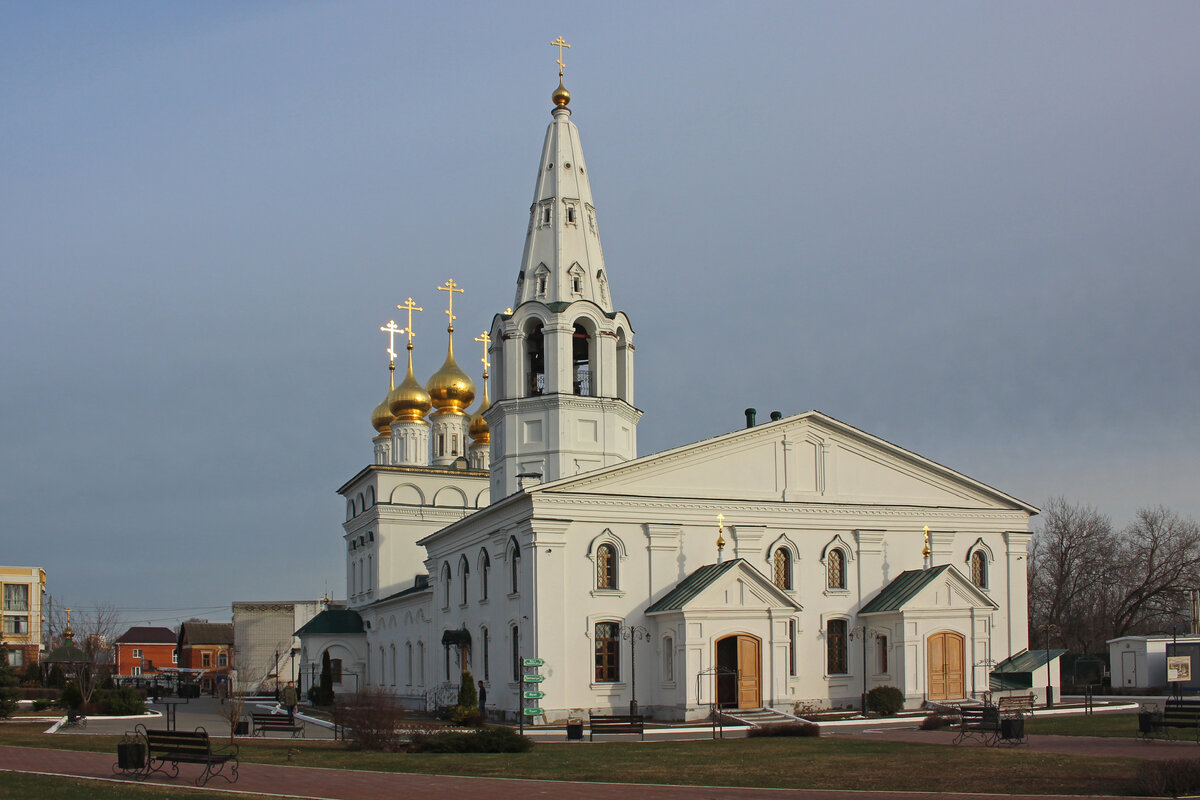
177,621 -> 233,693
113,626 -> 177,683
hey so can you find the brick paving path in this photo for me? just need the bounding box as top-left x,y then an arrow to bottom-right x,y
0,735 -> 1184,800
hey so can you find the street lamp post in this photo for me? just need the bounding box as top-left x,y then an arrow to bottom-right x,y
1044,622 -> 1060,708
620,624 -> 651,715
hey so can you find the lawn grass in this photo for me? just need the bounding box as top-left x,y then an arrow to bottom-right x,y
0,720 -> 1150,795
1026,711 -> 1139,738
0,771 -> 277,799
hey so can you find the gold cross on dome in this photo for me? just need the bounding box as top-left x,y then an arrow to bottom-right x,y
474,331 -> 491,375
438,279 -> 463,330
379,320 -> 402,364
396,297 -> 423,349
550,36 -> 571,75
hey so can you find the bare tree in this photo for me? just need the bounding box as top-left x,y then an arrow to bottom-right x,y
216,647 -> 250,742
1030,500 -> 1200,653
49,603 -> 122,708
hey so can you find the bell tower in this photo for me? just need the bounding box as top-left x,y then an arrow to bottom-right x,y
485,43 -> 641,498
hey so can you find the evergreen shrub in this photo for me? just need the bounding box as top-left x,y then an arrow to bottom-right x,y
410,725 -> 533,753
747,722 -> 820,737
865,686 -> 905,716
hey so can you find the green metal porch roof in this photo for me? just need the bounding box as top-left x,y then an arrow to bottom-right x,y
645,560 -> 743,613
858,565 -> 953,614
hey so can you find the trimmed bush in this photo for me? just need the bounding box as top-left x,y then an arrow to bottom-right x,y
95,687 -> 146,716
865,686 -> 905,716
747,722 -> 820,737
61,682 -> 83,711
450,670 -> 479,725
411,725 -> 533,753
919,713 -> 950,730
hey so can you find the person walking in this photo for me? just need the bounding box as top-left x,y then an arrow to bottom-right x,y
477,680 -> 487,722
282,681 -> 298,721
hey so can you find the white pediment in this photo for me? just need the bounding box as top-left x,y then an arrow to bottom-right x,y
647,559 -> 801,616
536,411 -> 1034,512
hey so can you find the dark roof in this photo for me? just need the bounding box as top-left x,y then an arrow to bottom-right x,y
178,622 -> 234,646
859,566 -> 954,614
993,648 -> 1069,673
294,608 -> 364,637
645,560 -> 743,613
43,640 -> 86,664
115,626 -> 177,645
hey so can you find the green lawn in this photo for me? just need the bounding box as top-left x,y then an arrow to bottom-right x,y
1026,711 -> 1138,737
0,719 -> 1156,795
0,772 -> 277,800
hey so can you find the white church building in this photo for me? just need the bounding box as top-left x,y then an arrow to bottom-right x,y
296,64 -> 1037,722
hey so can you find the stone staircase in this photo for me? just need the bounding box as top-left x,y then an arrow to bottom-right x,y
718,707 -> 803,727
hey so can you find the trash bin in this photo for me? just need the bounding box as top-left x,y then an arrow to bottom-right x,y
1001,717 -> 1024,741
566,718 -> 583,741
235,719 -> 249,736
117,741 -> 146,770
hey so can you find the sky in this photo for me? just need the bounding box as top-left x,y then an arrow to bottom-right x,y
3,1 -> 1197,630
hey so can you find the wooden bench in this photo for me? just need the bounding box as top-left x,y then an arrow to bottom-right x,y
1140,699 -> 1200,742
251,712 -> 305,737
136,725 -> 238,786
588,714 -> 645,741
997,693 -> 1035,717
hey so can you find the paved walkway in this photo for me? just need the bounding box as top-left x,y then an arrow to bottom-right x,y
1,731 -> 1191,800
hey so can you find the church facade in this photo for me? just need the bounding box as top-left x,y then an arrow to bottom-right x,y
297,67 -> 1036,722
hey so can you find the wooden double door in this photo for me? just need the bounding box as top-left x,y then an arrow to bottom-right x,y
927,631 -> 965,701
715,634 -> 762,709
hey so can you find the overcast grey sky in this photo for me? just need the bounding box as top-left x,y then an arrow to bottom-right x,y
3,2 -> 1197,628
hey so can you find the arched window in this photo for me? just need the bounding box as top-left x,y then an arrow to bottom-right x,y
390,644 -> 397,686
417,642 -> 425,685
772,547 -> 792,590
459,555 -> 470,605
596,543 -> 617,589
441,562 -> 452,609
482,627 -> 490,681
526,324 -> 545,396
970,550 -> 987,589
827,619 -> 848,674
511,625 -> 520,681
405,642 -> 413,686
480,549 -> 491,601
827,548 -> 846,590
572,323 -> 593,396
509,540 -> 521,594
594,622 -> 620,682
662,635 -> 674,682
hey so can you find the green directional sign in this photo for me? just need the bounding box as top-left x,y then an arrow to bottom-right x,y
523,707 -> 544,716
522,674 -> 546,683
523,690 -> 545,699
522,657 -> 545,667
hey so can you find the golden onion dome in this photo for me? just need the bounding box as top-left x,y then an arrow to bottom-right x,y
552,78 -> 570,108
388,360 -> 432,422
469,381 -> 491,443
371,395 -> 394,434
427,351 -> 475,414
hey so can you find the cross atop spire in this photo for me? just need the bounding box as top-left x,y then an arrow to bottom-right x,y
396,298 -> 423,350
438,279 -> 463,332
379,320 -> 402,365
550,36 -> 571,76
475,331 -> 491,378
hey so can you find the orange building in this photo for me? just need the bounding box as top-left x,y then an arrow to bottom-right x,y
177,621 -> 233,693
113,626 -> 177,683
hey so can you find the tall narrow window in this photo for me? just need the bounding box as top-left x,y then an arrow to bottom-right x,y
773,548 -> 792,590
827,548 -> 846,590
390,645 -> 397,685
788,619 -> 797,676
596,543 -> 617,589
572,324 -> 592,396
406,643 -> 413,685
594,622 -> 620,682
482,627 -> 490,681
441,563 -> 452,609
459,556 -> 470,605
511,625 -> 520,681
663,635 -> 674,682
526,325 -> 545,395
417,642 -> 425,685
877,635 -> 889,674
330,658 -> 343,683
970,551 -> 987,589
480,550 -> 490,601
827,619 -> 848,674
510,541 -> 521,594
